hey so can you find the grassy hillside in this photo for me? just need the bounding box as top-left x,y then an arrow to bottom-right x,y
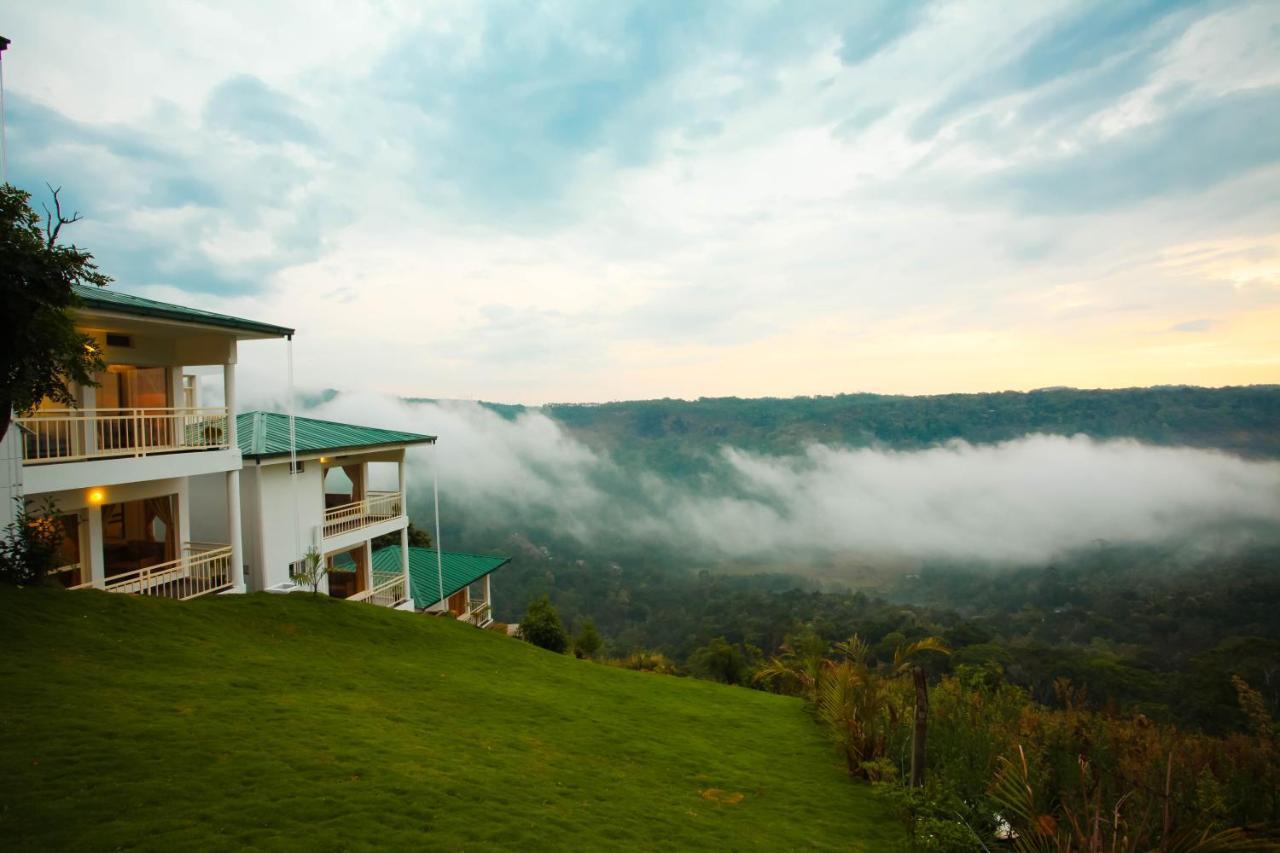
0,587 -> 899,851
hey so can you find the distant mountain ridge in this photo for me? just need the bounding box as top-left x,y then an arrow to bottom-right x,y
421,385 -> 1280,461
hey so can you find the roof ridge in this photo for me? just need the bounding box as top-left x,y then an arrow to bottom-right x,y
257,409 -> 427,436
373,544 -> 511,561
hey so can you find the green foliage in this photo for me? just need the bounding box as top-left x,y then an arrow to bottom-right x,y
290,546 -> 326,596
989,744 -> 1252,852
540,386 -> 1280,463
571,617 -> 602,659
873,783 -> 983,852
0,498 -> 65,585
0,585 -> 903,850
497,544 -> 1280,734
0,184 -> 110,442
519,595 -> 568,653
370,522 -> 432,551
687,636 -> 759,685
754,630 -> 829,699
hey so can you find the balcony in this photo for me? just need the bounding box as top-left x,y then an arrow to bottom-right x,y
86,543 -> 234,600
15,407 -> 230,464
349,571 -> 409,609
321,491 -> 404,539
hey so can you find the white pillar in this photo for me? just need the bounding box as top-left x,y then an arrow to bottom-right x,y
484,573 -> 491,610
397,453 -> 406,510
223,342 -> 238,448
80,381 -> 96,456
226,470 -> 244,592
169,368 -> 183,411
400,523 -> 411,605
362,538 -> 373,593
86,506 -> 105,588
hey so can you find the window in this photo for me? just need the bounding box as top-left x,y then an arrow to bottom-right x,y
105,333 -> 132,348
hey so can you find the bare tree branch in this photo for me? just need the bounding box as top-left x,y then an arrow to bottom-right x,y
43,184 -> 82,248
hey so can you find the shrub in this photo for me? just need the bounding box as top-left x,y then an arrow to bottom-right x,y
610,650 -> 680,675
688,636 -> 759,685
519,595 -> 568,653
290,546 -> 326,596
572,618 -> 603,660
0,498 -> 64,585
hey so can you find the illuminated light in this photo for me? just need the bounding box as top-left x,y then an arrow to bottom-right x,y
320,457 -> 327,464
87,488 -> 106,505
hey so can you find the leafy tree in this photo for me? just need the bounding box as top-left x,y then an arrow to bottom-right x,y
0,497 -> 65,584
519,595 -> 568,653
1,184 -> 110,442
572,618 -> 603,660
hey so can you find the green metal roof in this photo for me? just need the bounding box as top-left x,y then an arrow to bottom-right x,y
372,546 -> 509,610
72,284 -> 294,337
238,411 -> 435,459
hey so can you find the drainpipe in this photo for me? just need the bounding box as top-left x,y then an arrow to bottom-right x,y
432,442 -> 444,613
287,334 -> 301,576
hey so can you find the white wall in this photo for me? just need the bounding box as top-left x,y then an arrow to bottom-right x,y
188,473 -> 229,543
251,460 -> 325,590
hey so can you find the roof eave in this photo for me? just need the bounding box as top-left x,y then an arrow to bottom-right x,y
241,436 -> 437,461
75,300 -> 295,339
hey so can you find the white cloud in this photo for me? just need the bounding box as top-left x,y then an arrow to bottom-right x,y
301,396 -> 1280,567
9,1 -> 1280,402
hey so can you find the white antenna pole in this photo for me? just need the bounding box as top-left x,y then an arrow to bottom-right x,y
1,36 -> 11,184
287,336 -> 301,567
433,443 -> 444,610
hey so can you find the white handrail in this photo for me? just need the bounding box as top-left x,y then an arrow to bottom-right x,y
15,406 -> 230,464
321,491 -> 404,539
101,543 -> 233,600
347,573 -> 406,608
464,599 -> 492,626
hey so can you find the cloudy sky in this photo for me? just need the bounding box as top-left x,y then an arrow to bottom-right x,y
6,1 -> 1280,404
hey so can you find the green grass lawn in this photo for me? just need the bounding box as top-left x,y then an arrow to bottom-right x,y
0,586 -> 900,851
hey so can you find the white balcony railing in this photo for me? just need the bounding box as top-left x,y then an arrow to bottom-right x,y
463,598 -> 492,627
322,491 -> 404,539
349,572 -> 407,609
15,407 -> 230,464
100,543 -> 233,600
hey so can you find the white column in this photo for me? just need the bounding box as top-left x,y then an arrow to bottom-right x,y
362,538 -> 374,594
80,381 -> 96,456
400,524 -> 411,605
169,368 -> 183,410
86,507 -> 105,588
484,574 -> 492,613
223,341 -> 238,448
176,478 -> 192,548
226,470 -> 244,592
397,453 -> 406,512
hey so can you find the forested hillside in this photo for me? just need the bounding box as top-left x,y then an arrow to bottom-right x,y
537,385 -> 1280,467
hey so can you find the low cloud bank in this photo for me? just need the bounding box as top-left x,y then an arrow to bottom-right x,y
303,395 -> 1280,566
